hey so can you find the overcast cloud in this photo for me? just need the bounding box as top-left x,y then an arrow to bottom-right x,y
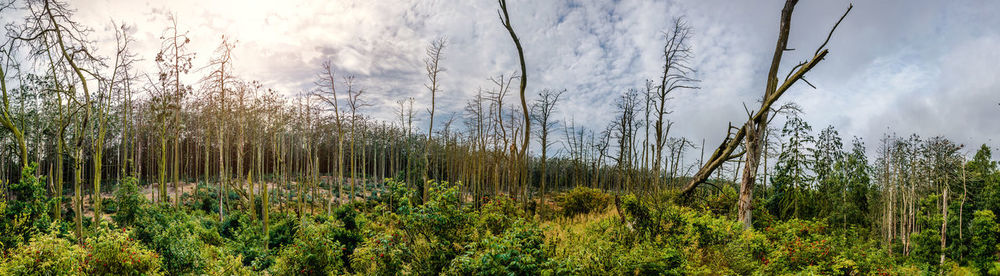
69,0 -> 1000,160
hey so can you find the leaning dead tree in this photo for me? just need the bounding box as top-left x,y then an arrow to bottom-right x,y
680,0 -> 852,230
498,0 -> 531,202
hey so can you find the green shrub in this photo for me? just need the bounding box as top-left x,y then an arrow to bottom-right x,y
447,219 -> 550,275
84,226 -> 163,275
268,212 -> 299,250
129,206 -> 215,274
702,185 -> 737,217
723,230 -> 769,275
271,220 -> 345,275
333,203 -> 360,231
403,181 -> 471,274
1,163 -> 52,250
620,194 -> 662,239
112,177 -> 145,227
473,196 -> 524,236
183,183 -> 220,213
201,246 -> 255,276
556,186 -> 611,218
351,218 -> 409,275
0,232 -> 87,275
225,212 -> 270,270
969,210 -> 999,273
376,179 -> 412,213
547,216 -> 684,274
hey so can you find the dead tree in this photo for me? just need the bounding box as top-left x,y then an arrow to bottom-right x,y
651,18 -> 699,190
156,13 -> 194,207
531,88 -> 563,204
679,0 -> 852,230
202,36 -> 237,222
422,38 -> 446,203
498,0 -> 531,200
314,61 -> 346,208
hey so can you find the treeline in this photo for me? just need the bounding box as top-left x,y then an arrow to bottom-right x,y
0,0 -> 708,230
741,113 -> 1000,267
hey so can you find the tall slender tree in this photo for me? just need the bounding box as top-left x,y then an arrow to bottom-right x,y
422,38 -> 446,203
531,88 -> 563,204
498,0 -> 531,202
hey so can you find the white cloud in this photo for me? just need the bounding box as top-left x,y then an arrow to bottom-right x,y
59,0 -> 1000,162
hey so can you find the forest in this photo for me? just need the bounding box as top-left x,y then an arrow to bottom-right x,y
1,0 -> 999,275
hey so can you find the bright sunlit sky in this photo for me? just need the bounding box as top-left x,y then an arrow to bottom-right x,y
58,0 -> 1000,159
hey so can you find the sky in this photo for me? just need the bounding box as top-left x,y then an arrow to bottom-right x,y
58,0 -> 1000,160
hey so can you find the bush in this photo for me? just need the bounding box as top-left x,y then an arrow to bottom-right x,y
375,179 -> 412,213
271,220 -> 345,275
0,232 -> 87,275
447,219 -> 550,275
112,177 -> 145,227
84,226 -> 163,275
201,246 -> 255,276
473,196 -> 524,236
267,212 -> 299,250
723,230 -> 770,275
351,217 -> 409,275
556,187 -> 611,218
225,212 -> 270,270
1,163 -> 52,250
752,219 -> 894,275
969,210 -> 999,272
546,215 -> 684,274
129,206 -> 216,274
403,181 -> 471,274
183,182 -> 220,213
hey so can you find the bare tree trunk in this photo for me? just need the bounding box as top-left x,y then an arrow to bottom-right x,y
499,0 -> 531,203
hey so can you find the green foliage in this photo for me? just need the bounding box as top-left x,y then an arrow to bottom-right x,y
546,210 -> 685,274
473,196 -> 524,236
0,232 -> 87,275
224,212 -> 270,270
403,181 -> 472,274
0,225 -> 166,276
129,205 -> 219,274
406,181 -> 470,242
702,184 -> 737,217
768,115 -> 816,221
1,163 -> 52,250
969,210 -> 999,272
351,215 -> 409,275
756,219 -> 893,275
201,246 -> 255,276
447,219 -> 549,275
112,176 -> 145,227
267,212 -> 299,249
968,145 -> 1000,222
7,154 -> 999,275
910,193 -> 944,269
556,186 -> 611,218
184,182 -> 221,213
376,179 -> 413,213
271,220 -> 345,275
84,226 -> 163,275
620,194 -> 662,239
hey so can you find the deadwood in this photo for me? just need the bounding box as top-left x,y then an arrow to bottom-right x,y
680,1 -> 852,207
